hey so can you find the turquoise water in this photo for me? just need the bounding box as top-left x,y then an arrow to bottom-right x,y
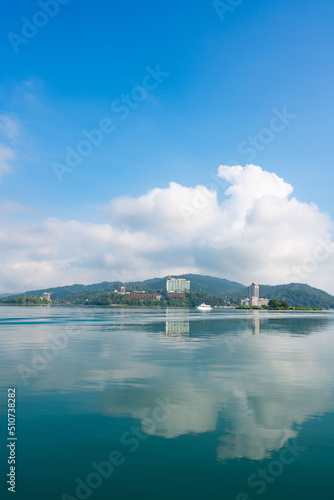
1,306 -> 334,499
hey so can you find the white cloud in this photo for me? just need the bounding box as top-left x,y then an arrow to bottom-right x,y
1,164 -> 334,294
0,198 -> 30,214
0,114 -> 20,180
108,182 -> 220,235
0,143 -> 16,178
0,114 -> 20,140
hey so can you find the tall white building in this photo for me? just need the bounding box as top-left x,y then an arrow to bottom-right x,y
166,276 -> 190,293
242,283 -> 269,307
249,283 -> 259,299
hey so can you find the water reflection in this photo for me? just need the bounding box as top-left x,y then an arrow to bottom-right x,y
1,307 -> 334,462
165,320 -> 190,338
251,313 -> 260,335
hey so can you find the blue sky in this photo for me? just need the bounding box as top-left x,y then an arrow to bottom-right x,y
1,0 -> 334,292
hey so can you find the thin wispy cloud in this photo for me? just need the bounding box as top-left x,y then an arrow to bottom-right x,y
0,114 -> 20,140
0,114 -> 21,180
0,198 -> 31,215
0,143 -> 16,179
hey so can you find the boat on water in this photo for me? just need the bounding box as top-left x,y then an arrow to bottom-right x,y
196,303 -> 212,311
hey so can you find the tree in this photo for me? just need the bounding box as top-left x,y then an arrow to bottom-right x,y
268,299 -> 289,309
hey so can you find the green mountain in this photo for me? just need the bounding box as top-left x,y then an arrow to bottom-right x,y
14,274 -> 245,300
0,292 -> 18,298
3,275 -> 334,309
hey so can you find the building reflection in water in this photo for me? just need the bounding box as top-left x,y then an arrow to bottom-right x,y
165,308 -> 190,340
166,320 -> 190,339
252,314 -> 260,335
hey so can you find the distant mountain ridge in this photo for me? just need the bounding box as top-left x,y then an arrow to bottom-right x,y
15,274 -> 245,300
5,274 -> 334,309
256,283 -> 334,309
129,274 -> 246,296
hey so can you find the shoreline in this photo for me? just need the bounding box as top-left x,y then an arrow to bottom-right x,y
0,303 -> 328,311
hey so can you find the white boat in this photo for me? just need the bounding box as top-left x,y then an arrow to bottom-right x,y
196,303 -> 212,311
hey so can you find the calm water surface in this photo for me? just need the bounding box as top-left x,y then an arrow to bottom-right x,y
1,306 -> 334,499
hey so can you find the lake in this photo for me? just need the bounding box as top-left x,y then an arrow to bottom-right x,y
1,306 -> 334,500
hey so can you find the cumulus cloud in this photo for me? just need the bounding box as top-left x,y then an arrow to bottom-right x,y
1,164 -> 334,294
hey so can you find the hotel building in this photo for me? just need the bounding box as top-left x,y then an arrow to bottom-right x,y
242,283 -> 269,307
166,276 -> 190,293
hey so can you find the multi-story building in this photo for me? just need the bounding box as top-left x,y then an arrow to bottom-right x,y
126,292 -> 157,300
166,276 -> 190,293
40,292 -> 51,302
167,291 -> 185,298
249,283 -> 259,300
241,283 -> 269,307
